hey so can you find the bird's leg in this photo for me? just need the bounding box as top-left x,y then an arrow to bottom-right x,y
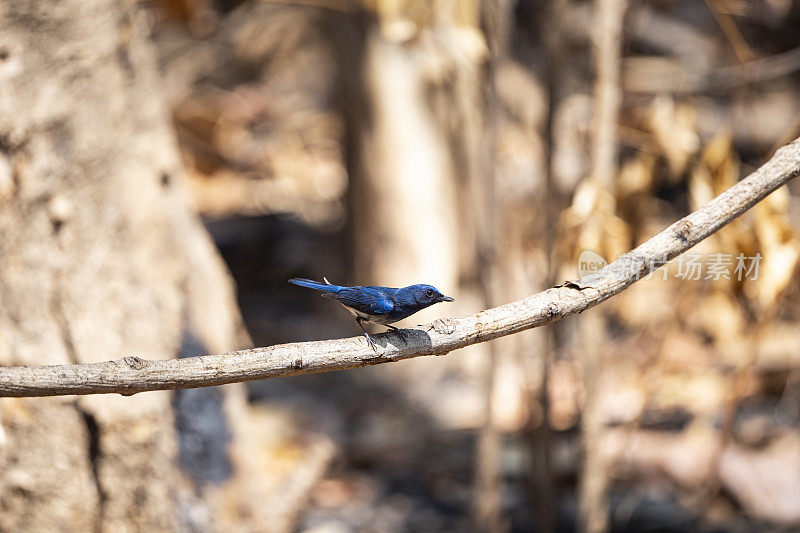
356,317 -> 378,352
385,324 -> 407,343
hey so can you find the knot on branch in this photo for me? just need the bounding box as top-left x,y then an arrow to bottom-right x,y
121,356 -> 147,370
428,318 -> 456,335
675,220 -> 694,242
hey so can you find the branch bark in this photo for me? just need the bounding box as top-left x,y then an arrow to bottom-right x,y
1,138 -> 799,397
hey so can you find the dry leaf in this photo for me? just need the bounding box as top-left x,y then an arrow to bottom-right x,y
647,96 -> 699,178
720,433 -> 800,525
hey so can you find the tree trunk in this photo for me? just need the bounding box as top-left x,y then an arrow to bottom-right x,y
0,1 -> 256,530
341,1 -> 510,530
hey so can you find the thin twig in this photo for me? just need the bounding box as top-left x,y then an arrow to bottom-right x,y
472,1 -> 510,530
256,0 -> 362,15
528,0 -> 569,529
580,0 -> 627,531
625,46 -> 800,94
702,0 -> 754,64
1,139 -> 799,398
589,0 -> 625,191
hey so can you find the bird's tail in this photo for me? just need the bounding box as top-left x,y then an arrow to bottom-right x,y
288,277 -> 342,293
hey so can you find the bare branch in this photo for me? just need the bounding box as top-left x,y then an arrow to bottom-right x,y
1,139 -> 799,398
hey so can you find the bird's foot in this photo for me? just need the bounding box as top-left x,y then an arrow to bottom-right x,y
363,331 -> 379,352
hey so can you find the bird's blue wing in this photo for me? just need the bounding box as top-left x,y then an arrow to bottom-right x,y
329,287 -> 395,317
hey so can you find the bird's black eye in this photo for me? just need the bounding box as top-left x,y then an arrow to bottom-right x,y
426,289 -> 434,297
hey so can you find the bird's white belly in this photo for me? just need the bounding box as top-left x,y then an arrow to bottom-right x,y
339,303 -> 393,324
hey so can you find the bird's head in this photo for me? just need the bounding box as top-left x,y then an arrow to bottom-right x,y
407,284 -> 455,307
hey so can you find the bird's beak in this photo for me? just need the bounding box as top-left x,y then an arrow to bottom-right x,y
441,295 -> 454,302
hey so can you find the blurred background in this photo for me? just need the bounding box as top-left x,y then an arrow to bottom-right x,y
1,0 -> 800,531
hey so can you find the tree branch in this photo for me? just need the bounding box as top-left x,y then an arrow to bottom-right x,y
2,139 -> 799,398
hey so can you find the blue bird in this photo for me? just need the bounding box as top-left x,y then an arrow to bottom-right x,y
289,277 -> 454,350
